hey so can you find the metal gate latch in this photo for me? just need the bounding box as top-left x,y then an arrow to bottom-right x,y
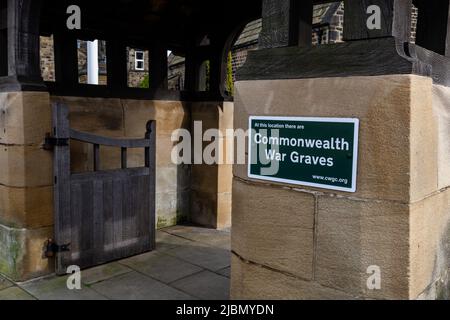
43,133 -> 69,151
45,239 -> 71,258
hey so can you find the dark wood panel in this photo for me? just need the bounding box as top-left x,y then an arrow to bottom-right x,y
70,129 -> 151,148
344,0 -> 412,42
237,37 -> 432,82
53,103 -> 155,273
53,103 -> 72,275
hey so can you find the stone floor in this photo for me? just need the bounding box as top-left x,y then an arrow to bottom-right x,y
0,226 -> 231,300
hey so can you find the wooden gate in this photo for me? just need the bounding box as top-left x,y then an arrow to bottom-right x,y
51,103 -> 156,274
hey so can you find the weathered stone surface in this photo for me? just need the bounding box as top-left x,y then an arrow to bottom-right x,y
20,275 -> 106,300
232,180 -> 315,280
52,96 -> 124,136
410,76 -> 438,201
231,255 -> 355,300
81,262 -> 132,286
409,189 -> 450,299
217,192 -> 232,230
191,189 -> 218,228
0,185 -> 53,229
165,242 -> 230,272
157,164 -> 190,195
122,99 -> 189,137
0,275 -> 13,290
171,270 -> 230,300
119,251 -> 202,284
0,145 -> 53,188
234,75 -> 435,202
0,92 -> 52,145
156,190 -> 190,229
0,286 -> 36,300
433,84 -> 450,190
0,224 -> 54,282
90,271 -> 194,300
316,196 -> 410,299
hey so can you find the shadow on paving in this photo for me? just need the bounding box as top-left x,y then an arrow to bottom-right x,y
0,225 -> 231,300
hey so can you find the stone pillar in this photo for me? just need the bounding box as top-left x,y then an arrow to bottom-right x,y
191,101 -> 233,230
231,0 -> 450,300
0,0 -> 54,281
0,91 -> 54,281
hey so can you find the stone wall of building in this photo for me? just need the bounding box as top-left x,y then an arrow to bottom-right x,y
231,75 -> 450,300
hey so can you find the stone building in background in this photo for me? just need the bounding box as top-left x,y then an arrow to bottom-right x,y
39,3 -> 346,90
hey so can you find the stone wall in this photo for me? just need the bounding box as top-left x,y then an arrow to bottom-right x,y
0,92 -> 234,281
0,91 -> 54,281
231,75 -> 450,300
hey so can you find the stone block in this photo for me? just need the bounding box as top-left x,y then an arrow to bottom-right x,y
0,185 -> 53,229
234,75 -> 435,202
191,164 -> 218,194
156,190 -> 190,229
52,96 -> 124,136
0,224 -> 54,282
156,165 -> 190,195
409,189 -> 450,299
0,92 -> 52,145
432,84 -> 450,190
315,196 -> 410,299
190,189 -> 218,228
123,99 -> 189,137
0,145 -> 53,188
217,192 -> 232,230
232,180 -> 315,280
231,255 -> 355,300
410,76 -> 438,201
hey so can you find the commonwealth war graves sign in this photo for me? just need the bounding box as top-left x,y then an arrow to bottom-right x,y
248,116 -> 359,193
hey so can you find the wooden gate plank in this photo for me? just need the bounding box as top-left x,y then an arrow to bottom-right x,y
53,103 -> 156,273
53,103 -> 71,275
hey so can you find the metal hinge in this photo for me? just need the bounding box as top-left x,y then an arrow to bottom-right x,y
43,133 -> 69,151
45,239 -> 71,258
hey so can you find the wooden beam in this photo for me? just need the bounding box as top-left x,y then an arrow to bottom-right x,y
106,40 -> 128,90
149,43 -> 168,90
293,0 -> 314,47
7,0 -> 43,82
0,2 -> 7,30
414,0 -> 450,56
344,0 -> 412,42
53,32 -> 79,88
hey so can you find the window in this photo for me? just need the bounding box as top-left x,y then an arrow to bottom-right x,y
77,39 -> 108,85
135,51 -> 145,71
127,48 -> 149,88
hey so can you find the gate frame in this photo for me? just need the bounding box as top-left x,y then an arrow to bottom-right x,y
51,102 -> 156,274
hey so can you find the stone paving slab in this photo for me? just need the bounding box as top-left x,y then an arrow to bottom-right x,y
164,226 -> 231,250
0,226 -> 231,300
0,276 -> 13,291
156,230 -> 197,252
171,270 -> 230,300
90,271 -> 196,300
165,242 -> 231,272
81,262 -> 133,286
217,267 -> 231,278
119,251 -> 203,284
0,287 -> 36,300
19,275 -> 107,300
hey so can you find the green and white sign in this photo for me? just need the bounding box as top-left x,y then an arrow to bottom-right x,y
248,116 -> 359,193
